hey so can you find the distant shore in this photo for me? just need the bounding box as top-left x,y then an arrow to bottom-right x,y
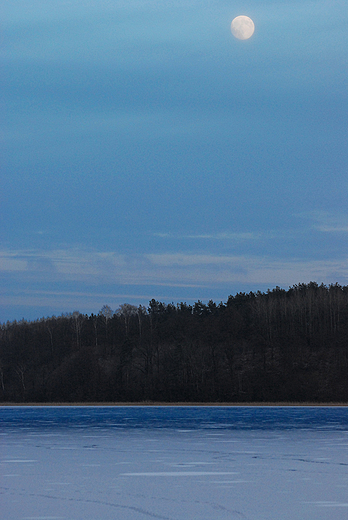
1,402 -> 347,407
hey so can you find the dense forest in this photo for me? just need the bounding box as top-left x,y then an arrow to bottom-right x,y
1,282 -> 348,403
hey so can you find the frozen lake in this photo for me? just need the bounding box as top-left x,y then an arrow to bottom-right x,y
1,406 -> 348,520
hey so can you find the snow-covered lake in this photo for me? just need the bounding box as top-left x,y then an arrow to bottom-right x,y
1,406 -> 348,520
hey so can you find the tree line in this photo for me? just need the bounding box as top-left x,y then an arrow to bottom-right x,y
1,282 -> 348,403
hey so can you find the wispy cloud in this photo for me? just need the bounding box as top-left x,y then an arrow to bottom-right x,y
0,289 -> 156,314
153,228 -> 309,242
1,247 -> 348,320
154,231 -> 268,241
183,232 -> 261,241
1,247 -> 348,287
298,211 -> 348,233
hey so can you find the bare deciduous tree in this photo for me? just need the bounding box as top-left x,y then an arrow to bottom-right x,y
116,303 -> 138,337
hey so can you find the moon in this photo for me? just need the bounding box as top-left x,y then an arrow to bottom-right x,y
231,15 -> 255,40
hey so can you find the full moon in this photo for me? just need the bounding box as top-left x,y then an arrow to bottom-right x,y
231,15 -> 255,40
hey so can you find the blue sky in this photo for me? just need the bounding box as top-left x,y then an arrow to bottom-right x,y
2,0 -> 348,322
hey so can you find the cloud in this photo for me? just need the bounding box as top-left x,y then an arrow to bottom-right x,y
0,289 -> 153,314
154,231 -> 263,241
145,253 -> 348,286
1,247 -> 348,288
153,229 -> 306,244
0,256 -> 27,272
298,211 -> 348,233
1,246 -> 348,320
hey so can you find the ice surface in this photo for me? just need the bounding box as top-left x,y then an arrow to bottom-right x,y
1,406 -> 348,520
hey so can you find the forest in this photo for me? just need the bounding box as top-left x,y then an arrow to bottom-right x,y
1,282 -> 348,403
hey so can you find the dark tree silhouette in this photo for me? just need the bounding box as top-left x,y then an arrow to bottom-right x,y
1,283 -> 348,403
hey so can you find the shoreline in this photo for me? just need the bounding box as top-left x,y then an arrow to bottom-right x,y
1,402 -> 347,407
